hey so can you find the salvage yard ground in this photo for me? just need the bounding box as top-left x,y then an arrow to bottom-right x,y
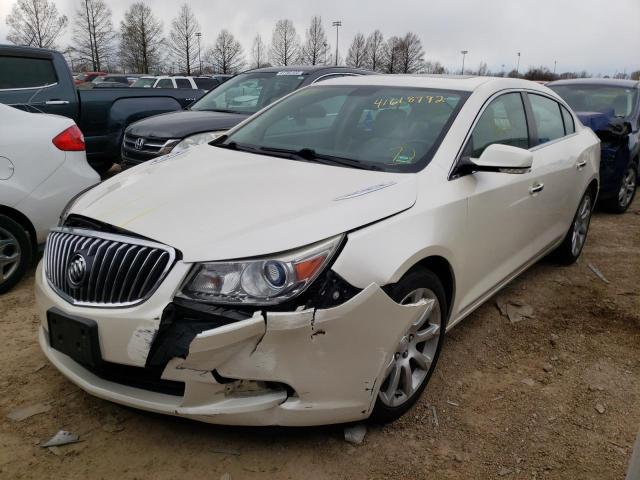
0,197 -> 638,479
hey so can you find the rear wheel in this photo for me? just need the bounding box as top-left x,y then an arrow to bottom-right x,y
371,268 -> 447,423
604,163 -> 637,213
551,188 -> 594,265
0,215 -> 32,294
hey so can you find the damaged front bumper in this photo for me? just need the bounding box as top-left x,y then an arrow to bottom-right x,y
36,262 -> 430,426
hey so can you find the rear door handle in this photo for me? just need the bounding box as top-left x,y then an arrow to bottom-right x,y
576,159 -> 587,170
529,183 -> 544,195
45,100 -> 70,105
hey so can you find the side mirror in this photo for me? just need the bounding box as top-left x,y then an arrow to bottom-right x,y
457,143 -> 533,176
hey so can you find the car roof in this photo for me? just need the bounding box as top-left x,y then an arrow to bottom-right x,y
309,74 -> 553,93
547,78 -> 639,89
246,65 -> 370,75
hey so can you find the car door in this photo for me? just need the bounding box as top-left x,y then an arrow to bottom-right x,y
454,91 -> 543,312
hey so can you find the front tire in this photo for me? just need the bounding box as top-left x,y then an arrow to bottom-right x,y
371,267 -> 448,423
604,163 -> 637,213
551,188 -> 594,265
0,215 -> 32,294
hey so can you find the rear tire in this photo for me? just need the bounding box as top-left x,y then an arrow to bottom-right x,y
371,267 -> 448,423
603,163 -> 637,213
0,215 -> 32,294
551,188 -> 594,265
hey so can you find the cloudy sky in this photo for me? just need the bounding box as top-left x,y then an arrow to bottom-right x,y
0,0 -> 638,75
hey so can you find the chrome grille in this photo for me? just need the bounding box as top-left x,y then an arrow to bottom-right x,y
45,228 -> 176,307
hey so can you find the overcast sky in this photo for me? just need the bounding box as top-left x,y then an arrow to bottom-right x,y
1,0 -> 638,75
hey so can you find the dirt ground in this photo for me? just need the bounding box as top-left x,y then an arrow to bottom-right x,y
0,198 -> 638,480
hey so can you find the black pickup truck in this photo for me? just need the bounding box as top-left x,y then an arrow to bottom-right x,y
0,45 -> 205,173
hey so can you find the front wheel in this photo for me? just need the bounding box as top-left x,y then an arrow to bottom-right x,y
0,215 -> 32,294
551,188 -> 594,265
371,268 -> 447,423
604,163 -> 637,214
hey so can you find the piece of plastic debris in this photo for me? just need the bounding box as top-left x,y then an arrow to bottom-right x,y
588,264 -> 610,284
212,447 -> 241,456
431,406 -> 439,428
446,400 -> 460,407
506,302 -> 534,324
595,403 -> 606,414
7,403 -> 51,422
220,474 -> 233,480
41,430 -> 80,448
344,423 -> 367,445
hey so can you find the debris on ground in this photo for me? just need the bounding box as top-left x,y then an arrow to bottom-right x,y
542,363 -> 553,373
344,424 -> 367,445
595,403 -> 606,414
447,400 -> 460,407
550,333 -> 560,347
588,263 -> 610,284
431,405 -> 439,428
498,467 -> 513,476
212,447 -> 241,456
220,474 -> 232,480
6,403 -> 51,422
41,430 -> 80,448
495,296 -> 535,323
521,378 -> 536,387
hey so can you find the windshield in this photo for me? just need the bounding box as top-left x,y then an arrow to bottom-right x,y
131,77 -> 156,88
220,85 -> 468,173
549,84 -> 638,119
190,71 -> 306,114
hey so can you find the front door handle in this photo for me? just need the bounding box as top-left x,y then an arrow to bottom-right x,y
45,100 -> 70,105
576,159 -> 587,170
529,183 -> 544,195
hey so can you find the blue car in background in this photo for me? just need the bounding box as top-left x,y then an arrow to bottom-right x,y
548,79 -> 639,213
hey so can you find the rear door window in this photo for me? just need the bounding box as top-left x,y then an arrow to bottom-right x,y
175,78 -> 192,89
529,94 -> 565,145
194,77 -> 218,90
560,105 -> 575,135
156,78 -> 174,88
0,56 -> 57,89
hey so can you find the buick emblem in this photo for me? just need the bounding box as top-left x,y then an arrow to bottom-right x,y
134,137 -> 145,150
67,253 -> 87,288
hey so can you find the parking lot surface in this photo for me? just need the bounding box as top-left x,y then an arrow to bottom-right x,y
0,198 -> 638,480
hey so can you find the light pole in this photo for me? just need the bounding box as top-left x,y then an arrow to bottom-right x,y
332,21 -> 342,66
516,51 -> 521,76
195,32 -> 203,75
323,42 -> 328,65
460,50 -> 468,75
553,60 -> 557,75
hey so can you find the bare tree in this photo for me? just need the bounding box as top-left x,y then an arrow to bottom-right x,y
270,19 -> 300,66
396,32 -> 424,74
167,4 -> 200,75
383,36 -> 402,73
364,30 -> 385,72
206,30 -> 245,74
6,0 -> 68,49
251,34 -> 269,69
345,33 -> 367,68
119,2 -> 164,74
424,60 -> 445,74
300,16 -> 329,65
71,0 -> 116,71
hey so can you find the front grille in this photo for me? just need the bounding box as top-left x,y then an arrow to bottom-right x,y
121,134 -> 179,165
45,228 -> 176,307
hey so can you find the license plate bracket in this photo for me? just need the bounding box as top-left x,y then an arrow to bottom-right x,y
47,309 -> 102,368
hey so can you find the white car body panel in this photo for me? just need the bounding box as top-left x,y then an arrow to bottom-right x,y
35,76 -> 600,425
0,104 -> 100,243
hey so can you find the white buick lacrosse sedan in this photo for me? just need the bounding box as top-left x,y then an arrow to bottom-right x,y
36,75 -> 599,426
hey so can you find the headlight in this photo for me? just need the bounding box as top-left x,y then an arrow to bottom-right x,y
179,235 -> 343,305
171,131 -> 227,154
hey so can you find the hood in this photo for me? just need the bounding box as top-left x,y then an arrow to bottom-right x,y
71,146 -> 417,261
127,110 -> 249,138
575,111 -> 614,133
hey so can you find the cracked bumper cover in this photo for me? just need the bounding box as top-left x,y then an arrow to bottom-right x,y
35,262 -> 429,426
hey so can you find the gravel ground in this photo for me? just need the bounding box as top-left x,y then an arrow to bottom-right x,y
0,197 -> 638,480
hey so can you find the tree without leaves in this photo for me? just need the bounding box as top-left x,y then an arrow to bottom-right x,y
71,0 -> 116,71
424,60 -> 445,74
270,19 -> 300,66
119,2 -> 164,74
167,3 -> 200,75
383,36 -> 402,73
364,30 -> 385,72
251,34 -> 270,69
631,70 -> 640,81
346,33 -> 367,68
206,30 -> 245,74
6,0 -> 68,49
396,32 -> 424,74
300,16 -> 329,65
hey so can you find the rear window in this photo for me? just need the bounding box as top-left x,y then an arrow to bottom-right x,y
175,78 -> 192,89
0,56 -> 57,89
194,77 -> 218,90
529,94 -> 565,145
156,78 -> 174,88
561,106 -> 575,134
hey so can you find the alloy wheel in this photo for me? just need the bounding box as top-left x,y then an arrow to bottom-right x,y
378,288 -> 441,408
618,166 -> 637,209
571,194 -> 592,257
0,226 -> 21,285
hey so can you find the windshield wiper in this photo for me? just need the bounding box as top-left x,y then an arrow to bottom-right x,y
258,147 -> 382,171
214,139 -> 260,153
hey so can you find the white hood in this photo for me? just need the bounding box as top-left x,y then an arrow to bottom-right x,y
71,146 -> 417,261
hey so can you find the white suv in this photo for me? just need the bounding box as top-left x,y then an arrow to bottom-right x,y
36,76 -> 599,426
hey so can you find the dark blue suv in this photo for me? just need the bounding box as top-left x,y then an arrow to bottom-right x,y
548,79 -> 639,213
